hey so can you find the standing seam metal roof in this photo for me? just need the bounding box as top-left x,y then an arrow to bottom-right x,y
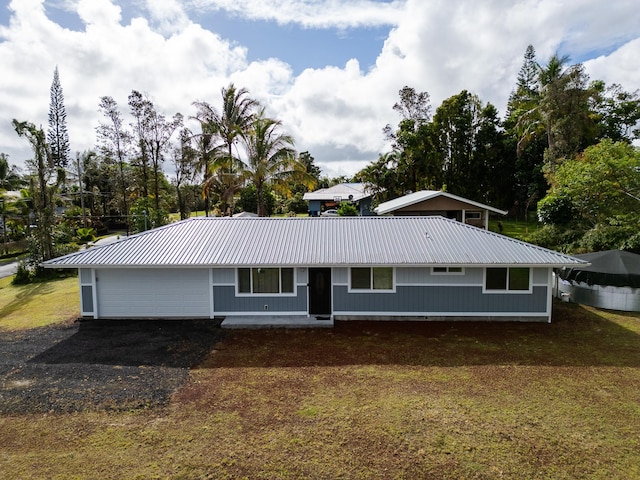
43,216 -> 587,268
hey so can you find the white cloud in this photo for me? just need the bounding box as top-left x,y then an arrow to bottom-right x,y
186,0 -> 405,28
0,0 -> 638,179
584,37 -> 640,92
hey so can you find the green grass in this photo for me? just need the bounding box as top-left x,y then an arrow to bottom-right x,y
490,215 -> 542,240
1,299 -> 639,478
0,275 -> 79,331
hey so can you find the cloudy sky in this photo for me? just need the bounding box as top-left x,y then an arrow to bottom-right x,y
1,0 -> 639,178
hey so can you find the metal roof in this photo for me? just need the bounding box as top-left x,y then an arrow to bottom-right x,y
43,216 -> 587,269
302,183 -> 373,202
375,190 -> 508,215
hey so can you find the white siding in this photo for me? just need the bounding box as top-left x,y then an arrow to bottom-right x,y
96,268 -> 210,318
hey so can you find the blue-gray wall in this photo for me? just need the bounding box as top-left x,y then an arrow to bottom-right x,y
213,285 -> 308,313
333,285 -> 548,314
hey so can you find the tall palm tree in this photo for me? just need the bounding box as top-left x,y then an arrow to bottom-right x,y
240,109 -> 314,216
193,84 -> 259,215
516,54 -> 593,178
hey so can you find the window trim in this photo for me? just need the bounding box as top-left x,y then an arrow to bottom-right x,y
465,211 -> 482,220
236,267 -> 297,296
483,267 -> 532,294
348,267 -> 396,293
431,266 -> 465,275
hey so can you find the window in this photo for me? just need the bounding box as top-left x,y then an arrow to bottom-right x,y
465,211 -> 482,220
432,266 -> 464,274
485,267 -> 530,292
237,268 -> 295,295
350,267 -> 394,291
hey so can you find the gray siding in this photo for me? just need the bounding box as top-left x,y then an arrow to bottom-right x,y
333,285 -> 548,314
214,285 -> 308,314
212,268 -> 235,284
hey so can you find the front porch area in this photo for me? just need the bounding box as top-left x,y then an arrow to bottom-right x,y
220,315 -> 334,329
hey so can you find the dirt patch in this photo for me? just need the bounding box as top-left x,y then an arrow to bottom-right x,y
0,319 -> 224,414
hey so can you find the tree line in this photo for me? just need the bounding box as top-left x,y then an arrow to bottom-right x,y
2,44 -> 640,275
3,77 -> 320,272
355,45 -> 640,253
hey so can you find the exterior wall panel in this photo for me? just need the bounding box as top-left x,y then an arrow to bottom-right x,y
333,285 -> 548,315
213,285 -> 308,314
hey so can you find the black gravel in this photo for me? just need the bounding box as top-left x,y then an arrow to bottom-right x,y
0,319 -> 224,414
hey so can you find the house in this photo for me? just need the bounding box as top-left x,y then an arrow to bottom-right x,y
43,216 -> 586,325
303,183 -> 374,216
375,190 -> 507,229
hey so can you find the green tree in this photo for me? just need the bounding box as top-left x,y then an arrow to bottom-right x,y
517,53 -> 596,177
128,91 -> 182,228
591,81 -> 640,143
193,84 -> 259,215
240,109 -> 313,217
13,120 -> 63,262
0,153 -> 24,252
542,139 -> 640,227
432,90 -> 505,202
97,96 -> 132,230
47,66 -> 70,169
172,128 -> 197,220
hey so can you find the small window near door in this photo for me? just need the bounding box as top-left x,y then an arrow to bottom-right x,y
350,267 -> 394,292
466,211 -> 482,220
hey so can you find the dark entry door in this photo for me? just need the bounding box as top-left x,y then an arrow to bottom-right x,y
308,268 -> 332,316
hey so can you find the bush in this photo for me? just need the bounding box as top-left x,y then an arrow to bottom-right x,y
537,192 -> 576,225
12,262 -> 32,285
337,203 -> 358,217
285,193 -> 308,214
76,227 -> 96,243
579,224 -> 635,252
525,225 -> 583,252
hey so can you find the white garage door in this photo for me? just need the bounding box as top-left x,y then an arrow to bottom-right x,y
96,268 -> 211,318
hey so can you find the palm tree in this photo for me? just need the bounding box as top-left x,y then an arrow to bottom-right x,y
517,54 -> 595,177
193,83 -> 259,215
240,109 -> 314,216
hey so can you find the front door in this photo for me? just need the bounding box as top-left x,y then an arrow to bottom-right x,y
308,268 -> 332,317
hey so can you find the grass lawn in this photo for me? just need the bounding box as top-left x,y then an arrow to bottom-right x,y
1,295 -> 639,479
489,215 -> 541,240
0,275 -> 79,331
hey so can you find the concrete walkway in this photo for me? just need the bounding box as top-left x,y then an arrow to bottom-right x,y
221,315 -> 334,329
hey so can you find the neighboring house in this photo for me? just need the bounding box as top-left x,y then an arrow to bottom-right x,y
375,190 -> 507,229
303,183 -> 374,216
43,216 -> 586,324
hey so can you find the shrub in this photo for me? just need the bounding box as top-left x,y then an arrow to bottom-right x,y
579,224 -> 635,252
12,261 -> 32,285
537,192 -> 576,225
337,203 -> 358,217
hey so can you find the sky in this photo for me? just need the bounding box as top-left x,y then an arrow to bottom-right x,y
0,0 -> 639,179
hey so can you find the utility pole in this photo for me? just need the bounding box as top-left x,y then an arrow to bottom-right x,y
76,153 -> 87,228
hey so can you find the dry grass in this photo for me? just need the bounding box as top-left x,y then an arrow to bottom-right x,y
0,276 -> 79,331
1,302 -> 640,479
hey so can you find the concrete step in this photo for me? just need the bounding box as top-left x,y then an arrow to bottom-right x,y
220,315 -> 334,329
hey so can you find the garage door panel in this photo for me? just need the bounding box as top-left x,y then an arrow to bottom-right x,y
97,269 -> 210,318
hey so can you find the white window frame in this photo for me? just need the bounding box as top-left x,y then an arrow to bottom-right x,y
465,211 -> 482,220
236,267 -> 297,296
483,267 -> 532,294
348,267 -> 396,293
431,266 -> 465,275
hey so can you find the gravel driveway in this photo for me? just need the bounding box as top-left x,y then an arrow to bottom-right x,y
0,319 -> 224,414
